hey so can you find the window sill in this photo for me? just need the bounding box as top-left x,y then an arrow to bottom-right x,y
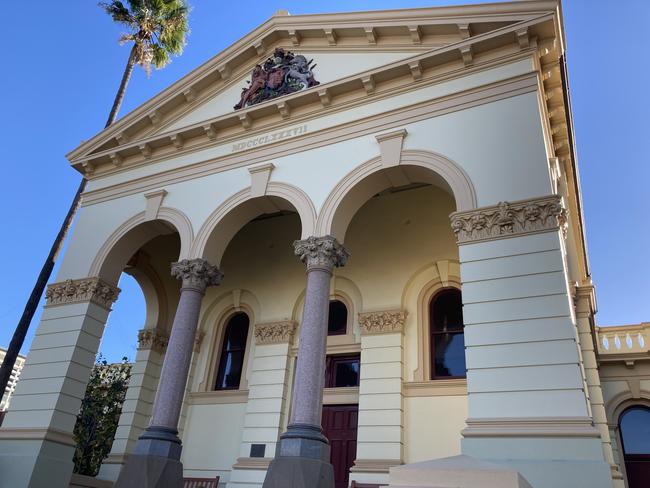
403,379 -> 467,397
187,389 -> 249,405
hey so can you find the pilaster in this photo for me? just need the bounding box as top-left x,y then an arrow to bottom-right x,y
98,328 -> 167,481
574,284 -> 625,486
350,310 -> 407,486
451,196 -> 613,488
0,277 -> 119,488
227,321 -> 296,488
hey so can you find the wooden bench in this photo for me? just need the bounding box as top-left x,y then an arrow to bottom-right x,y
183,477 -> 220,488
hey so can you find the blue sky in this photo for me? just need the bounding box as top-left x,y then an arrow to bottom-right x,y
1,0 -> 648,363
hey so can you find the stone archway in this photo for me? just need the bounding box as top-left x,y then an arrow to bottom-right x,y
316,149 -> 477,242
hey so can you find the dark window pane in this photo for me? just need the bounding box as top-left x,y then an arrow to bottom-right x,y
334,360 -> 360,387
328,300 -> 348,336
433,332 -> 466,377
215,313 -> 249,390
325,354 -> 360,388
223,313 -> 249,350
431,289 -> 464,332
620,407 -> 650,454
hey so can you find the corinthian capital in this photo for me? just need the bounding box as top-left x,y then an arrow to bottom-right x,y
450,195 -> 567,244
45,277 -> 120,309
293,235 -> 349,271
171,258 -> 223,292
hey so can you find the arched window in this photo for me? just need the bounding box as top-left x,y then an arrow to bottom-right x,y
328,300 -> 348,336
619,406 -> 650,488
429,288 -> 465,379
214,312 -> 249,390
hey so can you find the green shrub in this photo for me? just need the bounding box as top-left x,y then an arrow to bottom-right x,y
72,356 -> 131,476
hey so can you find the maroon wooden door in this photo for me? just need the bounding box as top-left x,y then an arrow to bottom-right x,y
322,404 -> 358,488
625,455 -> 650,488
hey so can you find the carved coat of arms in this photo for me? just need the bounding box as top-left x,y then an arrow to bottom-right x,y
234,48 -> 319,110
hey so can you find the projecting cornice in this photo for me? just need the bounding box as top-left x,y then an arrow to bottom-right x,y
66,2 -> 561,171
68,11 -> 561,177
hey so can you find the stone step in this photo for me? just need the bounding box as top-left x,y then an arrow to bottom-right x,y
387,455 -> 532,488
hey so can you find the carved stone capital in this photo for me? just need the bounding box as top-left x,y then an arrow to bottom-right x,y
171,258 -> 223,292
254,321 -> 297,344
45,277 -> 120,309
359,309 -> 408,335
450,195 -> 567,244
293,235 -> 349,271
137,328 -> 169,353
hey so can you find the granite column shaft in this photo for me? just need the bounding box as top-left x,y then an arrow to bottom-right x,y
115,258 -> 222,488
263,235 -> 348,488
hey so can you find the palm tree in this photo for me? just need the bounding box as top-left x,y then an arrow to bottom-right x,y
0,0 -> 190,407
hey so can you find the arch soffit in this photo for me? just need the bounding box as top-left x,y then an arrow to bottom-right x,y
89,207 -> 193,284
316,150 -> 477,241
191,182 -> 317,264
125,258 -> 170,333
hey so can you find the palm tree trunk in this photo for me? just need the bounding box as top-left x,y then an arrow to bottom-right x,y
106,45 -> 137,127
0,45 -> 139,411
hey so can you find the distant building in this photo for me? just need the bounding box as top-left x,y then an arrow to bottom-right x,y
0,348 -> 26,411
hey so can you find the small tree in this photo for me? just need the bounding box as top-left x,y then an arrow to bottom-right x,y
73,356 -> 132,476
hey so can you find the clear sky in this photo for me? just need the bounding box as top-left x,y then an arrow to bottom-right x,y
1,0 -> 648,363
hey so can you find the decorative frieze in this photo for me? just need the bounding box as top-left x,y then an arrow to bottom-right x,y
254,321 -> 296,345
45,277 -> 120,309
137,328 -> 169,353
358,309 -> 408,335
293,235 -> 349,271
449,195 -> 567,244
171,258 -> 223,292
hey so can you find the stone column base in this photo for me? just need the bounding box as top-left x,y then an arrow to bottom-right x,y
388,455 -> 532,488
262,456 -> 334,488
113,453 -> 182,488
114,426 -> 183,488
262,424 -> 334,488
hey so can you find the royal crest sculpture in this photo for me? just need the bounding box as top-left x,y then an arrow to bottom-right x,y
234,48 -> 319,110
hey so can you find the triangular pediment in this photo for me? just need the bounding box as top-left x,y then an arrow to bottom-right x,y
67,1 -> 562,173
159,50 -> 418,134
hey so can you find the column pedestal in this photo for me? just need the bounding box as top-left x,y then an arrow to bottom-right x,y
450,197 -> 613,488
0,278 -> 119,488
227,323 -> 295,488
263,236 -> 348,488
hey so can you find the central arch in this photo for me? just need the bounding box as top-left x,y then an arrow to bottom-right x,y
192,181 -> 316,265
316,150 -> 477,242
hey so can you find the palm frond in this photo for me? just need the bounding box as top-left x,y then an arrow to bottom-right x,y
101,0 -> 190,75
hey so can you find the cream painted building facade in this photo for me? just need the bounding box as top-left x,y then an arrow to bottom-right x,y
0,2 -> 647,488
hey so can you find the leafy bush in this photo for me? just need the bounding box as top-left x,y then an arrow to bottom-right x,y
72,356 -> 131,476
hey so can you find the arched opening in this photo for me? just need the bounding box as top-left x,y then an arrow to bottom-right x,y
214,312 -> 250,390
100,273 -> 145,362
429,288 -> 466,379
619,406 -> 650,487
318,151 -> 476,242
87,217 -> 186,480
328,300 -> 348,336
